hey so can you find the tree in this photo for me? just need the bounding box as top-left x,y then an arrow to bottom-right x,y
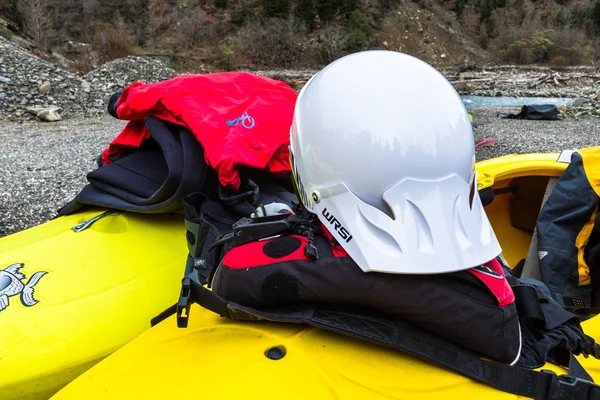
315,0 -> 341,22
346,9 -> 370,50
591,0 -> 600,33
17,0 -> 51,44
379,0 -> 400,12
295,0 -> 316,29
261,0 -> 290,18
0,0 -> 21,23
319,22 -> 349,63
453,0 -> 466,17
339,0 -> 359,19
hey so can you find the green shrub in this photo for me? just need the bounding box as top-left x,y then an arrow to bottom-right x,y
315,0 -> 342,22
485,15 -> 498,38
346,9 -> 371,51
231,1 -> 261,26
550,55 -> 569,67
454,0 -> 466,16
0,24 -> 13,40
214,0 -> 228,9
0,0 -> 20,23
295,0 -> 317,29
210,43 -> 236,71
319,22 -> 350,64
503,30 -> 554,64
91,22 -> 136,64
379,0 -> 401,12
549,29 -> 594,65
261,0 -> 291,18
570,5 -> 589,29
591,0 -> 600,33
235,17 -> 306,68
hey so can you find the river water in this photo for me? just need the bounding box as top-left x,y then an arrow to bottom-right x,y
462,95 -> 572,108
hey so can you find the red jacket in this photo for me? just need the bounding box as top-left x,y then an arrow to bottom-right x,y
103,72 -> 298,190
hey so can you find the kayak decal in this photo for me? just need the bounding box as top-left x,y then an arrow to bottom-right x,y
0,263 -> 47,312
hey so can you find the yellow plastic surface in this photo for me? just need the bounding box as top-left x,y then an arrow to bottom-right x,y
50,152 -> 594,399
475,151 -> 565,190
0,207 -> 188,400
50,303 -> 600,400
477,151 -> 568,267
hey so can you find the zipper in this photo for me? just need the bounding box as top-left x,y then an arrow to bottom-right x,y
72,210 -> 118,233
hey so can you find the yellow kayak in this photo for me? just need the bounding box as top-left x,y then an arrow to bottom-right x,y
0,207 -> 188,400
50,150 -> 600,400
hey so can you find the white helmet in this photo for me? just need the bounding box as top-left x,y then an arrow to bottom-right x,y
289,50 -> 501,274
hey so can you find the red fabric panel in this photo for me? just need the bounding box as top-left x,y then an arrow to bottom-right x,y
223,235 -> 311,269
468,258 -> 515,308
101,72 -> 298,190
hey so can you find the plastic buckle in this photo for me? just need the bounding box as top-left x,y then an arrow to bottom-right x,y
176,278 -> 192,328
303,243 -> 318,259
231,215 -> 291,247
192,258 -> 210,286
541,369 -> 598,400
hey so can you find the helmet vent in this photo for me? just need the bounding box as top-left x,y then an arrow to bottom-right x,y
405,200 -> 433,253
453,194 -> 472,250
357,204 -> 403,255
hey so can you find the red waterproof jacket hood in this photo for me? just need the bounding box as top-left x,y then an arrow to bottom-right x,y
102,72 -> 298,190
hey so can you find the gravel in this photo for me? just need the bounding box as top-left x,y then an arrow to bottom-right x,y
0,116 -> 126,237
472,107 -> 600,159
1,107 -> 599,238
0,36 -> 177,121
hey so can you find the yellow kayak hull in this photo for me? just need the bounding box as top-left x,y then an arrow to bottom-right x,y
50,304 -> 600,400
50,151 -> 600,400
0,208 -> 188,400
49,151 -> 591,400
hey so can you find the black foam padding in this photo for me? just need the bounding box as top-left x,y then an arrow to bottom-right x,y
479,187 -> 495,207
263,237 -> 302,258
260,271 -> 300,304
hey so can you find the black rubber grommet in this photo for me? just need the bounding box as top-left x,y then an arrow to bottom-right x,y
265,346 -> 286,360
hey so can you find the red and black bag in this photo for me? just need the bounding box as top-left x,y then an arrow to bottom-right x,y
211,224 -> 521,364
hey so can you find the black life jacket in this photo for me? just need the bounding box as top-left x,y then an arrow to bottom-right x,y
536,148 -> 600,312
211,223 -> 521,364
150,192 -> 600,400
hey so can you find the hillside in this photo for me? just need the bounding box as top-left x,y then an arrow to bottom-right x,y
1,0 -> 599,74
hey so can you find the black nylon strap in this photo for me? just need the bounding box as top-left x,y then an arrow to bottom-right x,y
183,282 -> 600,400
575,308 -> 600,321
218,179 -> 259,217
231,305 -> 600,400
314,235 -> 334,259
150,303 -> 177,327
176,278 -> 230,328
513,284 -> 547,329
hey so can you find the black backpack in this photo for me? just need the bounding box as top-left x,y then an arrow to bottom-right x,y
499,104 -> 559,121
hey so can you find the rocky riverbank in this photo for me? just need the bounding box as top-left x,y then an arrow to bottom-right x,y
0,36 -> 177,121
256,65 -> 600,99
2,33 -> 600,122
2,107 -> 599,238
256,66 -> 600,119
